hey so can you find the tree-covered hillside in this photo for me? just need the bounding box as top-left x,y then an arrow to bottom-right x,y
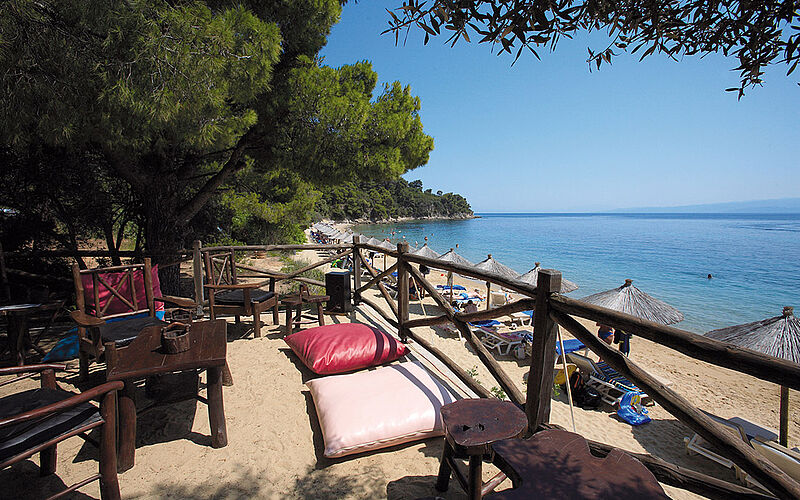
316,178 -> 472,221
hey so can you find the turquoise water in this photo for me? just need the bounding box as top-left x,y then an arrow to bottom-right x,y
353,213 -> 800,333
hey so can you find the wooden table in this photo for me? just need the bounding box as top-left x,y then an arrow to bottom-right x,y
281,292 -> 329,335
436,398 -> 527,499
0,303 -> 58,365
105,319 -> 228,472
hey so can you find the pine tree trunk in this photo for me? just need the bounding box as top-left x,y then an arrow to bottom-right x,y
143,183 -> 185,296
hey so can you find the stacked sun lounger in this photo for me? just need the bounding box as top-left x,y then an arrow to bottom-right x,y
683,410 -> 800,491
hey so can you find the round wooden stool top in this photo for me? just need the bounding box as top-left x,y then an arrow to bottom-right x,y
441,398 -> 527,456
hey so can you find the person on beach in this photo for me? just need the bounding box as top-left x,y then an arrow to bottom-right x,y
464,300 -> 478,314
419,263 -> 430,277
597,323 -> 614,345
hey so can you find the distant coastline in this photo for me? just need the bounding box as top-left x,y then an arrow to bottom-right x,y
471,197 -> 800,215
326,213 -> 476,227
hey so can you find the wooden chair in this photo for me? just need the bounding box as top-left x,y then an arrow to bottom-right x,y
0,364 -> 123,499
281,283 -> 329,335
202,248 -> 278,337
71,258 -> 195,379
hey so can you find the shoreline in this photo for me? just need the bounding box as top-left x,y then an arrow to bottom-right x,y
320,213 -> 476,229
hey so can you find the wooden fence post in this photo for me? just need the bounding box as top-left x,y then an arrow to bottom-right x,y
192,240 -> 204,317
352,235 -> 361,305
525,269 -> 561,430
397,241 -> 410,341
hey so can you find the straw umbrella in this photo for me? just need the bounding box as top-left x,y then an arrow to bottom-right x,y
580,279 -> 684,354
517,262 -> 579,293
581,279 -> 684,324
473,254 -> 520,310
412,244 -> 440,259
705,306 -> 800,446
438,249 -> 474,302
404,244 -> 439,312
378,239 -> 395,270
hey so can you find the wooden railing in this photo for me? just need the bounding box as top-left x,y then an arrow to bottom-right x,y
7,237 -> 798,499
346,236 -> 799,500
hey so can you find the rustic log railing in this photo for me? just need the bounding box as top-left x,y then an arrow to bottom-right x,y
11,237 -> 798,499
346,239 -> 800,500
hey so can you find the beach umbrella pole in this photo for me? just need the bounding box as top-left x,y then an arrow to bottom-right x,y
780,386 -> 789,446
557,329 -> 577,433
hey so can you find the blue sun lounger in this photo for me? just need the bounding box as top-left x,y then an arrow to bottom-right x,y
566,352 -> 650,405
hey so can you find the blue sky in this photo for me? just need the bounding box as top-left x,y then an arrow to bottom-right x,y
320,2 -> 799,212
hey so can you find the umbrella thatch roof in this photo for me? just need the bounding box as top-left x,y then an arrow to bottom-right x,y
378,240 -> 395,251
438,249 -> 473,267
340,232 -> 355,243
412,244 -> 441,259
366,237 -> 382,247
705,307 -> 800,363
517,262 -> 579,293
473,254 -> 520,281
580,279 -> 684,325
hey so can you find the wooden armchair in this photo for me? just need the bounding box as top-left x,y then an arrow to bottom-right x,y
202,248 -> 279,337
71,258 -> 195,379
0,364 -> 123,499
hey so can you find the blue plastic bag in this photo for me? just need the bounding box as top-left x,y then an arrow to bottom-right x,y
616,392 -> 651,426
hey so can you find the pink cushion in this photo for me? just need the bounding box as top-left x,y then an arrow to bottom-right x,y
81,265 -> 163,317
307,361 -> 458,458
284,323 -> 407,375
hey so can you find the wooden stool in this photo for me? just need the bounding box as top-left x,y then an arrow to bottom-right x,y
282,284 -> 329,335
488,429 -> 669,499
436,398 -> 527,499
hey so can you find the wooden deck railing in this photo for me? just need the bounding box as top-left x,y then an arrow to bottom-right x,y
6,237 -> 799,499
347,238 -> 800,500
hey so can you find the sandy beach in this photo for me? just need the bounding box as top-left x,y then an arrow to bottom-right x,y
2,235 -> 797,499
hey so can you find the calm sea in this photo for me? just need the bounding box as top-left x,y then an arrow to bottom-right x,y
353,213 -> 800,333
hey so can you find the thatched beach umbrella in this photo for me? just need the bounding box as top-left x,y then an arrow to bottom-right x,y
439,249 -> 473,267
376,239 -> 395,269
581,279 -> 683,355
438,249 -> 474,302
474,254 -> 520,310
518,262 -> 579,293
412,244 -> 440,259
581,279 -> 684,325
705,306 -> 800,446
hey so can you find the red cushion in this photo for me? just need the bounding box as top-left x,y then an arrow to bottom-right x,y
284,323 -> 408,375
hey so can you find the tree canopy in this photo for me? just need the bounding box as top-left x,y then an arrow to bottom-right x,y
316,178 -> 472,221
382,0 -> 800,96
0,1 -> 434,281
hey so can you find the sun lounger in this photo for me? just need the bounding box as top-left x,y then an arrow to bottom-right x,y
683,411 -> 778,473
566,352 -> 649,406
519,334 -> 587,359
742,436 -> 800,491
508,310 -> 533,327
481,329 -> 526,356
